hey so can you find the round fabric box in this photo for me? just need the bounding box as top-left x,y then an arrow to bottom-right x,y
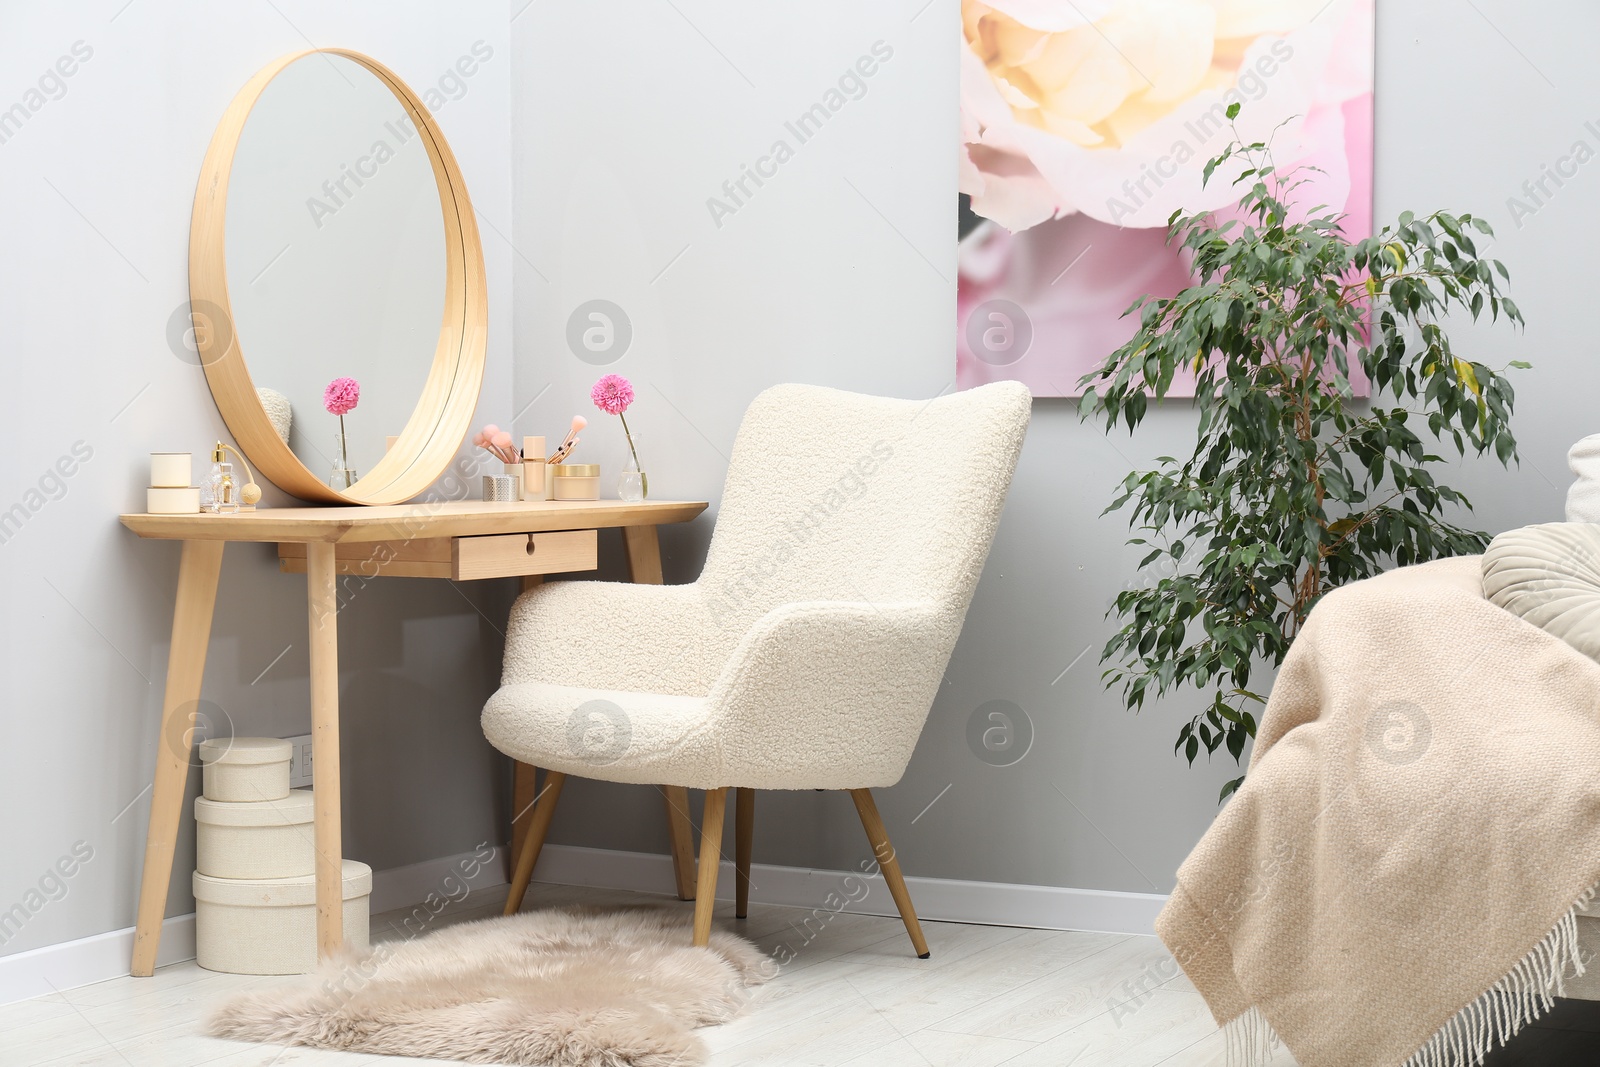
193,859 -> 371,975
200,736 -> 292,802
195,789 -> 314,879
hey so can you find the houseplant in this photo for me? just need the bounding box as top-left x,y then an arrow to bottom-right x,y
1080,114 -> 1527,799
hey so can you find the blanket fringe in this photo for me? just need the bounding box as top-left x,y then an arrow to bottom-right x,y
1399,884 -> 1594,1067
1223,884 -> 1597,1067
1223,1006 -> 1281,1066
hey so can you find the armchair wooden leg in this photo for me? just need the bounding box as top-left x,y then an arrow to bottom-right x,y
735,788 -> 754,919
509,760 -> 540,880
505,771 -> 566,916
663,786 -> 697,901
693,788 -> 728,946
849,789 -> 930,959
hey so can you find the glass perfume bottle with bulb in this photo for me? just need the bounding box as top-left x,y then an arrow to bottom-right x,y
199,457 -> 219,511
204,443 -> 240,513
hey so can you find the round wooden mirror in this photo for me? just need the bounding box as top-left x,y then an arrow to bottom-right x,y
188,48 -> 485,505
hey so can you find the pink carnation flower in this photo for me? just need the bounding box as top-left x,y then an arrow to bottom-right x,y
323,377 -> 360,416
590,374 -> 634,416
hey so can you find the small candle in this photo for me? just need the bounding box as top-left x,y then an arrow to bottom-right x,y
150,452 -> 192,488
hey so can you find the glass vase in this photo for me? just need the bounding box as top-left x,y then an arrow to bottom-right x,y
618,448 -> 647,503
328,432 -> 358,490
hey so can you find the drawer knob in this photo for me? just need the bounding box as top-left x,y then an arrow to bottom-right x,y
526,535 -> 537,556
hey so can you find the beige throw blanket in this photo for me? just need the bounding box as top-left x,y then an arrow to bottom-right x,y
1158,557 -> 1600,1067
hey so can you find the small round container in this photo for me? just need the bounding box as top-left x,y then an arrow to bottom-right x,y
193,859 -> 371,975
483,474 -> 519,501
150,452 -> 192,488
195,789 -> 315,880
551,464 -> 600,501
200,737 -> 292,801
147,486 -> 200,514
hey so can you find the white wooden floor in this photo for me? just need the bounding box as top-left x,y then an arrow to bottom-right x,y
0,881 -> 1299,1067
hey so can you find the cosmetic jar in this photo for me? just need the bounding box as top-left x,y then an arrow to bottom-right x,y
551,464 -> 601,501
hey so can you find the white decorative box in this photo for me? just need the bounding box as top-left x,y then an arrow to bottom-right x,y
195,789 -> 314,880
193,859 -> 371,975
199,737 -> 292,802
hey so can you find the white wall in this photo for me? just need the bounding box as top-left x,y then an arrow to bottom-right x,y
5,0 -> 1596,965
508,0 -> 1238,891
0,0 -> 513,957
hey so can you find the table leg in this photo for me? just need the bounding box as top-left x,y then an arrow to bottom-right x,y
622,524 -> 664,585
509,576 -> 543,880
623,525 -> 696,901
307,542 -> 343,958
131,540 -> 224,977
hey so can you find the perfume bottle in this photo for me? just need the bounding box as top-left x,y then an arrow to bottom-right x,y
215,461 -> 238,514
199,457 -> 220,511
207,443 -> 239,514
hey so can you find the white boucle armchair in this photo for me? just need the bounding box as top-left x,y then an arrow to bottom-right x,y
483,381 -> 1031,953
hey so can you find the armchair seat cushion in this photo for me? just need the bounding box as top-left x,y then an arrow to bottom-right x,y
482,683 -> 719,787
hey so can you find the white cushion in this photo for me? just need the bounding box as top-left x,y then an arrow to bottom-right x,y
1482,523 -> 1600,661
483,684 -> 715,786
1568,435 -> 1600,522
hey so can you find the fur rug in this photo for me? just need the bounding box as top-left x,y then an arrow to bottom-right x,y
207,906 -> 777,1066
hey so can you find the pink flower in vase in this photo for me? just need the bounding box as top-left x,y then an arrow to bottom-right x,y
324,377 -> 360,416
591,374 -> 646,499
590,374 -> 634,415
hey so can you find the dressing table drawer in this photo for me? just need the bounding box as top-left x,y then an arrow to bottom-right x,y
451,530 -> 596,580
277,530 -> 597,581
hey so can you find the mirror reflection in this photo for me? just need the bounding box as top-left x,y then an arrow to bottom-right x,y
225,53 -> 445,488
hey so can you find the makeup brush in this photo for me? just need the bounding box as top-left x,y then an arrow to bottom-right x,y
546,416 -> 587,463
473,424 -> 521,464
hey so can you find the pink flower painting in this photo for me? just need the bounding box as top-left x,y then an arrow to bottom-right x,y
957,0 -> 1375,396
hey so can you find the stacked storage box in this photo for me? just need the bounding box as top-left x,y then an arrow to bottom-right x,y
192,737 -> 371,974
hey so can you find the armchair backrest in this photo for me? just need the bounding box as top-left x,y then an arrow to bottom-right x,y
697,381 -> 1031,641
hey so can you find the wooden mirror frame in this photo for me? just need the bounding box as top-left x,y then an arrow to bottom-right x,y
189,48 -> 486,505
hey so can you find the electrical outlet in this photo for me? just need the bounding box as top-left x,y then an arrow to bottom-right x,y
284,734 -> 313,788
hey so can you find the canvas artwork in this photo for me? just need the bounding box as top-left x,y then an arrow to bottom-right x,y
957,0 -> 1376,396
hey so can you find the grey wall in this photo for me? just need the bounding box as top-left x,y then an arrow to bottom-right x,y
0,0 -> 514,958
511,0 -> 1596,897
5,0 -> 1594,964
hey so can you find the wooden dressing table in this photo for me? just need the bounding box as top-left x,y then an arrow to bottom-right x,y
120,498 -> 707,976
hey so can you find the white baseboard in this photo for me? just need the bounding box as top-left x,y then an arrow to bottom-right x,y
0,844 -> 513,1008
0,843 -> 1167,1008
365,844 -> 511,915
0,913 -> 195,1007
530,843 -> 1168,937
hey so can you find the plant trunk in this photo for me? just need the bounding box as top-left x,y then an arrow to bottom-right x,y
1292,389 -> 1324,638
